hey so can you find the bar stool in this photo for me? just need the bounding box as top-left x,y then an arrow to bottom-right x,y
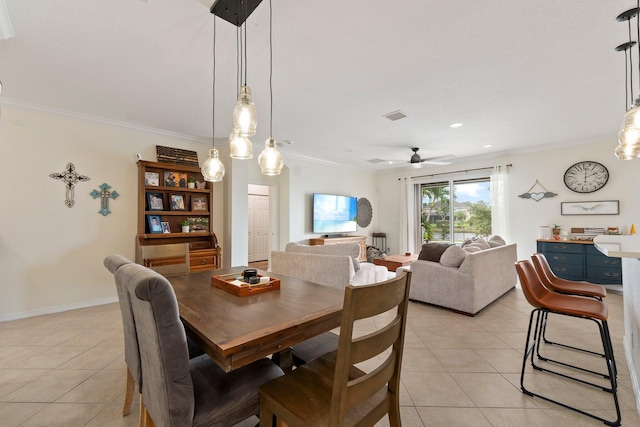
531,252 -> 609,359
515,260 -> 620,427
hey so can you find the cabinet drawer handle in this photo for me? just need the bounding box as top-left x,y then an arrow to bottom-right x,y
552,245 -> 567,250
553,256 -> 567,261
556,267 -> 567,272
201,259 -> 206,265
604,260 -> 620,265
603,272 -> 620,278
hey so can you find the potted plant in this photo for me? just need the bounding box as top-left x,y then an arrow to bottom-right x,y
179,219 -> 190,233
552,224 -> 561,236
187,176 -> 196,189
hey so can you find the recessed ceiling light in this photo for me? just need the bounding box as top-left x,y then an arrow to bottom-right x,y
449,122 -> 463,128
483,144 -> 492,148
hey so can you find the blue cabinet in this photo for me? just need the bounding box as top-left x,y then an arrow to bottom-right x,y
536,240 -> 622,285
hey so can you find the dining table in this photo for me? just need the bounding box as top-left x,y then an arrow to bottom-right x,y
167,266 -> 345,373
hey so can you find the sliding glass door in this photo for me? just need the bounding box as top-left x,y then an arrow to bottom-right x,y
420,178 -> 491,244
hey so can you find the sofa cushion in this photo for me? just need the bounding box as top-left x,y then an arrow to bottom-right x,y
488,235 -> 506,247
440,245 -> 467,267
285,242 -> 360,272
418,242 -> 453,262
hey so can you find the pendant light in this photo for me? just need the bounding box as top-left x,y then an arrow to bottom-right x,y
258,0 -> 284,176
229,24 -> 254,158
616,3 -> 640,159
201,16 -> 225,182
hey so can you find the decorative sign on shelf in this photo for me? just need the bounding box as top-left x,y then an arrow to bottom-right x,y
90,183 -> 119,216
49,162 -> 90,208
518,179 -> 557,202
156,145 -> 199,166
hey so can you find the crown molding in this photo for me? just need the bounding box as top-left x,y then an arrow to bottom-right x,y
5,98 -> 210,143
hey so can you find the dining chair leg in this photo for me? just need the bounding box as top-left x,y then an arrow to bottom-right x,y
122,367 -> 135,416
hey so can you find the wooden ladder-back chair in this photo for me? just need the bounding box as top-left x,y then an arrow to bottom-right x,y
259,270 -> 412,427
515,260 -> 620,427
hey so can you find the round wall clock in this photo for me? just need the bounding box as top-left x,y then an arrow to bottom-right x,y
563,161 -> 609,193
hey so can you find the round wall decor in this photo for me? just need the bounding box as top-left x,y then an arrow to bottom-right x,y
563,161 -> 609,193
357,197 -> 372,227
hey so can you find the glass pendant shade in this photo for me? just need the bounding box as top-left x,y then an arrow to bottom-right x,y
201,148 -> 225,182
258,138 -> 284,176
232,85 -> 257,137
229,131 -> 253,159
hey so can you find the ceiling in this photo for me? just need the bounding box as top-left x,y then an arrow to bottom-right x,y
0,0 -> 631,171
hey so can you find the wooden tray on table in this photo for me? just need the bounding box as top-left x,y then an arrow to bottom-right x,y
211,273 -> 281,297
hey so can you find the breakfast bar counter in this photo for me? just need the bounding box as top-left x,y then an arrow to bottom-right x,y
593,235 -> 640,413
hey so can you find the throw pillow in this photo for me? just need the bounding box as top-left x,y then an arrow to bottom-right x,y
418,242 -> 453,262
474,239 -> 490,250
488,235 -> 506,247
439,245 -> 467,267
462,244 -> 482,254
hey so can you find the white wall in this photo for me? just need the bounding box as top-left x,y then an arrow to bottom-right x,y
278,156 -> 378,246
0,105 -> 225,320
375,138 -> 640,261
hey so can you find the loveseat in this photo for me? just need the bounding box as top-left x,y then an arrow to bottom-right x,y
398,237 -> 517,315
269,242 -> 388,288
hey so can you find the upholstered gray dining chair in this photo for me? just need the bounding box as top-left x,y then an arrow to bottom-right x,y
104,255 -> 140,416
105,254 -> 204,418
128,262 -> 284,427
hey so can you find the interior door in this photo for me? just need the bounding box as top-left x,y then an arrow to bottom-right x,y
248,194 -> 270,262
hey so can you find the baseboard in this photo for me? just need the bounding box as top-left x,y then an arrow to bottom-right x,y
0,296 -> 119,322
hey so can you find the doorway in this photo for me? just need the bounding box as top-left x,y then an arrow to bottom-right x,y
248,185 -> 270,262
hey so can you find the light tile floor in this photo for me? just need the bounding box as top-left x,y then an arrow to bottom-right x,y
0,288 -> 638,426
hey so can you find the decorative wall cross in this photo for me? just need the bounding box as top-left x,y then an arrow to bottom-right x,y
90,183 -> 119,216
49,163 -> 90,208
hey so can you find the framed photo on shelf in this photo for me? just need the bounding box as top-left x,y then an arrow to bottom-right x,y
191,195 -> 208,212
161,221 -> 171,233
146,215 -> 163,233
561,200 -> 620,215
169,193 -> 186,211
146,192 -> 164,211
164,171 -> 188,187
145,171 -> 159,186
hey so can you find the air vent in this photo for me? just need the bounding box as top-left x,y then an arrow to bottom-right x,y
367,158 -> 386,164
382,110 -> 407,121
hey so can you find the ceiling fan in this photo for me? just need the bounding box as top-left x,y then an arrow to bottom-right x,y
408,147 -> 452,166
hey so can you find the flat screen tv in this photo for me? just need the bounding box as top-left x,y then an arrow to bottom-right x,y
313,193 -> 358,235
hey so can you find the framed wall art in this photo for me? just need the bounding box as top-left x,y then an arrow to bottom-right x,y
561,200 -> 619,216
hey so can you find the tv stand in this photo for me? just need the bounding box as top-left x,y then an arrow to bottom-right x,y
309,235 -> 367,262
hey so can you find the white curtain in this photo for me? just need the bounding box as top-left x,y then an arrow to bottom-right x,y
490,164 -> 510,240
400,178 -> 422,254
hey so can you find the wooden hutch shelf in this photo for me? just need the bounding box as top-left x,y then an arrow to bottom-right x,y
136,160 -> 220,271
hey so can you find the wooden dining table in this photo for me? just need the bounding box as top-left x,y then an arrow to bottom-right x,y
167,267 -> 345,373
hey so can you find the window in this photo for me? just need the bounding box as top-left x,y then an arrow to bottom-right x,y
420,178 -> 491,244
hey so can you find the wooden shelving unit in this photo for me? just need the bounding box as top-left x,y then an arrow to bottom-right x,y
136,160 -> 220,271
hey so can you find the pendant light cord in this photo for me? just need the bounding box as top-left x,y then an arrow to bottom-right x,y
236,26 -> 241,98
629,16 -> 635,104
637,0 -> 639,102
269,0 -> 273,137
212,16 -> 216,148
